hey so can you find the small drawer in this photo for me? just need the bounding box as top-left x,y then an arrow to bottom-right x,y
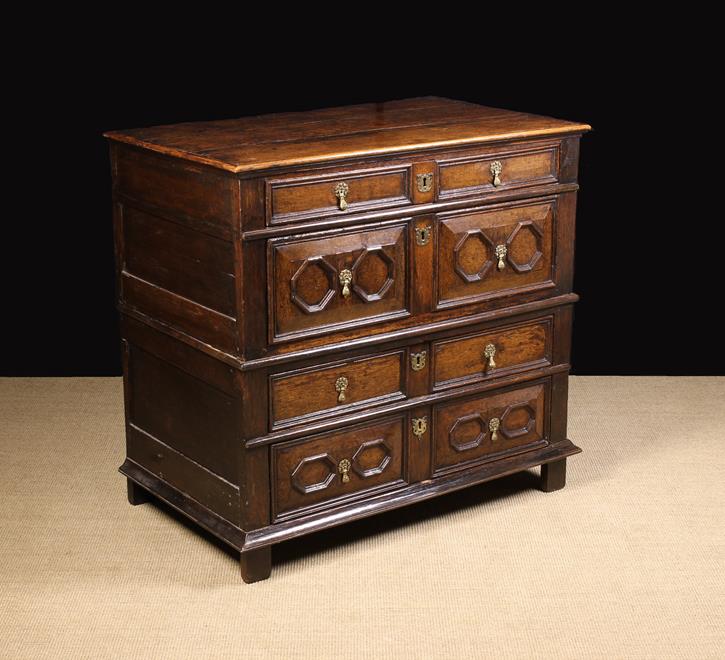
432,317 -> 552,391
437,144 -> 558,200
270,350 -> 406,429
272,416 -> 407,520
266,164 -> 413,224
432,380 -> 549,476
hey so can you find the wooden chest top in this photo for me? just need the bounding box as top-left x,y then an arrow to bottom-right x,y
104,97 -> 590,174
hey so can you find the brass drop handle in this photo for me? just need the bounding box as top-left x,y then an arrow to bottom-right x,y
489,417 -> 500,442
490,161 -> 503,187
495,245 -> 507,271
335,376 -> 349,403
338,458 -> 351,483
339,269 -> 352,298
335,182 -> 349,211
483,343 -> 497,370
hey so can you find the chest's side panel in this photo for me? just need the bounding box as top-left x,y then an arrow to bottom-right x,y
111,144 -> 242,356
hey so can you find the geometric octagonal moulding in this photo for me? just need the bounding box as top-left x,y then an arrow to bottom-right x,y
290,256 -> 337,313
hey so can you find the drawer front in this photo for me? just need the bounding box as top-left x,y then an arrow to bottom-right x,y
432,381 -> 548,476
272,416 -> 407,520
436,198 -> 555,309
433,317 -> 552,391
267,165 -> 412,224
438,145 -> 558,199
270,350 -> 405,429
269,224 -> 409,341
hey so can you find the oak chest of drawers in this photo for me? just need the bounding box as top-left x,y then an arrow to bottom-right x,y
105,97 -> 590,582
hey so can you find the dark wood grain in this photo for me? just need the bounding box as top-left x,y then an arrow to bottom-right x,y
127,345 -> 240,483
109,98 -> 589,583
438,144 -> 558,199
126,425 -> 240,518
238,369 -> 271,533
112,144 -> 239,234
271,416 -> 407,520
240,548 -> 272,584
248,364 -> 570,449
268,164 -> 412,224
123,205 -> 236,316
431,380 -> 548,476
122,272 -> 237,353
120,460 -> 246,550
270,350 -> 405,428
105,97 -> 590,174
541,459 -> 567,492
433,317 -> 552,390
121,316 -> 238,395
269,223 -> 409,341
127,478 -> 150,505
244,439 -> 582,551
436,198 -> 556,309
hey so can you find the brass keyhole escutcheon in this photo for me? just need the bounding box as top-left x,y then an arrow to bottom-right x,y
338,458 -> 351,483
489,417 -> 500,442
412,417 -> 428,438
490,160 -> 503,187
495,245 -> 507,271
416,172 -> 433,193
415,225 -> 431,246
335,376 -> 349,403
335,182 -> 349,211
339,269 -> 353,298
411,351 -> 427,372
483,343 -> 497,370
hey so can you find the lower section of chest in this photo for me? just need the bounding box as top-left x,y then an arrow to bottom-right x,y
119,303 -> 579,582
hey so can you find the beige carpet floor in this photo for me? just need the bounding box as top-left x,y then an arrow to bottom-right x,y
0,377 -> 723,659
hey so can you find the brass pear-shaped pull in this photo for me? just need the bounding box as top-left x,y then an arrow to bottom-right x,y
490,160 -> 503,187
335,376 -> 349,403
338,458 -> 351,483
489,417 -> 500,442
335,182 -> 349,211
495,245 -> 507,271
483,343 -> 497,370
339,269 -> 352,298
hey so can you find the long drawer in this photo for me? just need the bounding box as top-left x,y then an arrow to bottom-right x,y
435,198 -> 556,309
271,416 -> 408,521
269,223 -> 410,342
431,380 -> 549,476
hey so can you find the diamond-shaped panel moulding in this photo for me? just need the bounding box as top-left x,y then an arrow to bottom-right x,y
505,220 -> 543,273
449,413 -> 487,452
290,256 -> 337,314
351,438 -> 392,478
499,403 -> 536,439
351,247 -> 395,302
454,229 -> 494,282
291,453 -> 337,495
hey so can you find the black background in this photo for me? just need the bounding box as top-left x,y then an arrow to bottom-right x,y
2,39 -> 721,376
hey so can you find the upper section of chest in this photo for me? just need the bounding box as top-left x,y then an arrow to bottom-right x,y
106,99 -> 589,360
